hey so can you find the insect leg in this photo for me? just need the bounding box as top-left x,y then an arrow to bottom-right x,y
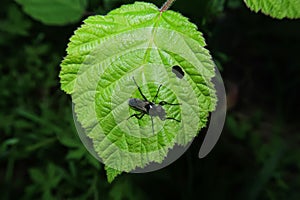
132,77 -> 148,101
151,116 -> 155,135
166,117 -> 181,122
159,101 -> 181,106
127,112 -> 145,120
152,84 -> 162,103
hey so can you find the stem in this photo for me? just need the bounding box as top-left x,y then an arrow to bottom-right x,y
160,0 -> 176,12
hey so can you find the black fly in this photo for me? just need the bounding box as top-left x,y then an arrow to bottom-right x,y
127,77 -> 181,135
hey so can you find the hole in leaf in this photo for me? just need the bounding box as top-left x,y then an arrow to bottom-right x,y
172,66 -> 184,79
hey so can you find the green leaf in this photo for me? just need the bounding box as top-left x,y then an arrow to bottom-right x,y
66,148 -> 85,160
244,0 -> 300,19
0,4 -> 32,36
15,0 -> 88,25
60,2 -> 217,182
28,163 -> 64,198
29,168 -> 45,184
105,166 -> 122,183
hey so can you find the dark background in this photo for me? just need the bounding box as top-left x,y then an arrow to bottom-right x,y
1,0 -> 300,199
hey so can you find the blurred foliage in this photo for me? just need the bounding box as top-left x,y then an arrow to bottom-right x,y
15,0 -> 88,25
0,0 -> 300,199
244,0 -> 300,19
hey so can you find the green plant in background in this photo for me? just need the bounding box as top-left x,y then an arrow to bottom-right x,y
1,0 -> 300,199
15,0 -> 89,25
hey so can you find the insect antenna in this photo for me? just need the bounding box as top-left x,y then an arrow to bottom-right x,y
132,77 -> 149,101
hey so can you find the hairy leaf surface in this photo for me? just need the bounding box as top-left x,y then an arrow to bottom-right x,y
60,2 -> 217,181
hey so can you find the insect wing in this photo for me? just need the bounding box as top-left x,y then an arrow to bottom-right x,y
128,98 -> 147,112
